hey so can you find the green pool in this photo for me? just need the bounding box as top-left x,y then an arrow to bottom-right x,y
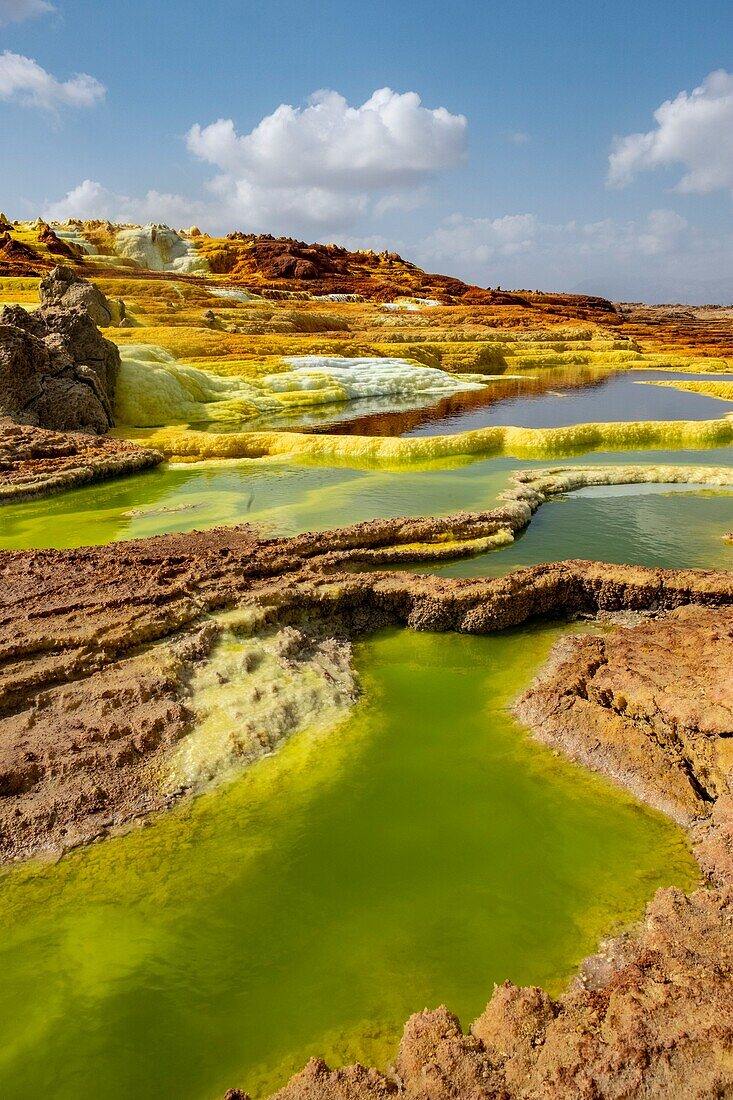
0,626 -> 697,1100
1,446 -> 732,554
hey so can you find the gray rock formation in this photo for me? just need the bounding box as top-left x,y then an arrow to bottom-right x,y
0,302 -> 120,433
38,265 -> 126,327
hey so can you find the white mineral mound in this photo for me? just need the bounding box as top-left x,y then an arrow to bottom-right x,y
114,347 -> 485,427
113,224 -> 208,274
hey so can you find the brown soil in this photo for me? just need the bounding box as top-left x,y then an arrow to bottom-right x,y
0,420 -> 164,502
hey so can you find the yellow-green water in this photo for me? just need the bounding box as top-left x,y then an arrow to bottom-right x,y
2,447 -> 733,557
0,626 -> 697,1100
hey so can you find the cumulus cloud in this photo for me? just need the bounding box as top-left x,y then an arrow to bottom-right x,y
186,87 -> 467,231
42,179 -> 202,225
0,51 -> 105,112
415,208 -> 733,302
41,87 -> 464,236
608,69 -> 733,194
0,0 -> 54,26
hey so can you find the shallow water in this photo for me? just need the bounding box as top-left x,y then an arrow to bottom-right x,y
2,447 -> 732,559
0,626 -> 697,1100
110,367 -> 733,437
434,483 -> 733,578
366,369 -> 733,437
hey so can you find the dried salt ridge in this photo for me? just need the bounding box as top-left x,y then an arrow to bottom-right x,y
0,421 -> 163,503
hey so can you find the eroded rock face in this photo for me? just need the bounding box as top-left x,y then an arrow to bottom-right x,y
515,607 -> 733,824
38,264 -> 125,327
0,301 -> 120,432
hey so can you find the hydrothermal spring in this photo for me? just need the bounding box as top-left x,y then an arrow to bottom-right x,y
0,627 -> 697,1100
3,265 -> 733,1100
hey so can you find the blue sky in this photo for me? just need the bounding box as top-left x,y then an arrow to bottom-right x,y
2,0 -> 733,301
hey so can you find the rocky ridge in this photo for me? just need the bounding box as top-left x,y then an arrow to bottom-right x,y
0,420 -> 163,503
0,268 -> 163,497
0,219 -> 619,321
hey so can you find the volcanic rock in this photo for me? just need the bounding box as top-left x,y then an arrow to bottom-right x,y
39,264 -> 125,327
0,301 -> 120,432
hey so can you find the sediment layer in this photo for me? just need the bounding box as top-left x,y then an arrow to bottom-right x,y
0,420 -> 164,503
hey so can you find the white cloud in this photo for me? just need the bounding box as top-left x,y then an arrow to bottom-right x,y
415,208 -> 733,302
0,51 -> 105,112
41,87 -> 464,237
608,69 -> 733,194
506,131 -> 530,144
186,87 -> 467,231
0,0 -> 54,26
42,180 -> 202,225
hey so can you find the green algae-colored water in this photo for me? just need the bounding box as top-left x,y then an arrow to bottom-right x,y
0,626 -> 697,1100
436,483 -> 733,578
1,446 -> 732,554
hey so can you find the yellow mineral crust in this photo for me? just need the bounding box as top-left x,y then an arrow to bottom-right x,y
165,625 -> 356,791
135,416 -> 733,467
114,346 -> 487,427
643,379 -> 733,402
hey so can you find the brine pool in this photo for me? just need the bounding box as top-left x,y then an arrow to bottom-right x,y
0,626 -> 698,1100
213,367 -> 733,437
1,433 -> 730,1100
2,448 -> 732,573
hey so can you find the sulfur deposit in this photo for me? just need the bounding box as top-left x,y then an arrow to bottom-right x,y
113,347 -> 486,427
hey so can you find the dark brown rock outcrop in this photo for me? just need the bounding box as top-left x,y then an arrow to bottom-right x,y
0,301 -> 120,432
38,264 -> 125,328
